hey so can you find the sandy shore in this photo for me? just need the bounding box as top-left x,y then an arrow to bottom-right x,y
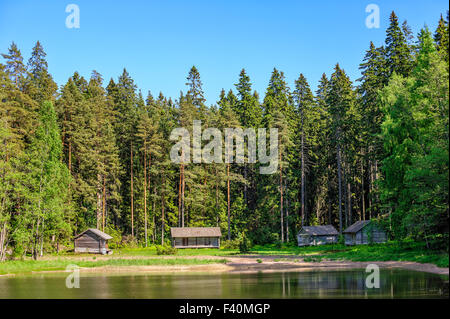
24,255 -> 449,276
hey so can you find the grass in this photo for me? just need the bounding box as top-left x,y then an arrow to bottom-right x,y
2,241 -> 447,275
253,241 -> 448,268
113,247 -> 238,257
0,258 -> 228,275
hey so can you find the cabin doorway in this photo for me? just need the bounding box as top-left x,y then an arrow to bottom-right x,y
182,238 -> 188,246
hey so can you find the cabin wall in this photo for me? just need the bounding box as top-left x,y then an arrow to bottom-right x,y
172,237 -> 220,248
346,226 -> 387,245
74,232 -> 108,254
297,235 -> 310,246
371,228 -> 387,243
344,234 -> 355,245
298,234 -> 337,246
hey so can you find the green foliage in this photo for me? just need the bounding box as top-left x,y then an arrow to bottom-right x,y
238,232 -> 252,253
0,10 -> 448,261
221,239 -> 240,249
104,226 -> 122,249
379,27 -> 449,248
155,245 -> 177,255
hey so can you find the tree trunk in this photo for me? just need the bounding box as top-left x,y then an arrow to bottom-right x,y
285,179 -> 289,242
280,151 -> 284,243
343,159 -> 348,229
181,161 -> 185,227
97,173 -> 102,229
153,186 -> 156,244
336,135 -> 343,234
369,160 -> 374,219
347,181 -> 352,226
130,141 -> 134,237
244,164 -> 247,205
215,174 -> 219,227
361,155 -> 365,221
227,163 -> 231,240
327,164 -> 332,225
161,171 -> 165,245
301,113 -> 305,227
102,176 -> 106,231
144,145 -> 148,247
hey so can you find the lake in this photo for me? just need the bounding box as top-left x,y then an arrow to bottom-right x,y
0,269 -> 447,299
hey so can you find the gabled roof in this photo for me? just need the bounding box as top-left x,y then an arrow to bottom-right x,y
170,227 -> 222,238
75,228 -> 113,240
343,220 -> 371,234
298,225 -> 338,236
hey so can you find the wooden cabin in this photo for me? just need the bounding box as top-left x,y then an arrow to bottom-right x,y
297,225 -> 339,246
343,220 -> 387,245
171,227 -> 221,248
74,228 -> 113,254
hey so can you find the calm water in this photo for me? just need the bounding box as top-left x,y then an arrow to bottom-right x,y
0,269 -> 447,299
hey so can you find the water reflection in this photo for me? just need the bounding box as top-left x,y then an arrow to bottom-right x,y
0,269 -> 447,299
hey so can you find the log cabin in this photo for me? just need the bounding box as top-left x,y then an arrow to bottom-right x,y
343,220 -> 387,245
74,228 -> 113,254
171,227 -> 221,248
297,225 -> 339,246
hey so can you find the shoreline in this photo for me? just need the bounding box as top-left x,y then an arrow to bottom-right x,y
2,256 -> 448,277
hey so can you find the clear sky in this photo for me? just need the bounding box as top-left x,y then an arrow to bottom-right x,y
0,0 -> 448,105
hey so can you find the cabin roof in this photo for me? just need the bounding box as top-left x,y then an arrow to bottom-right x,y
74,228 -> 113,240
343,220 -> 371,234
170,227 -> 222,238
298,225 -> 338,236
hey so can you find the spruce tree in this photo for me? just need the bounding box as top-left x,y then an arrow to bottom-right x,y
385,11 -> 413,78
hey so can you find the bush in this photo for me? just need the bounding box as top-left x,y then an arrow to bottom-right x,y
155,245 -> 177,255
221,238 -> 240,249
104,226 -> 123,249
238,232 -> 252,253
120,235 -> 138,249
338,234 -> 345,245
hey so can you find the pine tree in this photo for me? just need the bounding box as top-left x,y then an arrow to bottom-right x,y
26,41 -> 58,103
110,69 -> 138,237
434,13 -> 449,63
327,64 -> 356,233
1,42 -> 26,88
136,94 -> 163,246
293,74 -> 314,227
385,11 -> 413,78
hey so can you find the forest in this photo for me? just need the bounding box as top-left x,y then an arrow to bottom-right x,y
0,11 -> 448,261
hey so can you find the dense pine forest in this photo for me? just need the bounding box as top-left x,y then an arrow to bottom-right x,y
0,11 -> 448,260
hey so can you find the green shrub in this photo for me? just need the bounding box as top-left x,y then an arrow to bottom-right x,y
120,235 -> 138,249
104,226 -> 123,249
338,234 -> 345,245
155,245 -> 177,255
256,258 -> 262,263
239,232 -> 252,253
221,238 -> 240,249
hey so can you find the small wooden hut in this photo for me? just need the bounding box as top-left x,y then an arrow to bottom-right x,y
297,225 -> 339,246
74,228 -> 113,254
343,220 -> 387,245
171,227 -> 221,248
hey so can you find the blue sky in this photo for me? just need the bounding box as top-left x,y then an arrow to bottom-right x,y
0,0 -> 448,105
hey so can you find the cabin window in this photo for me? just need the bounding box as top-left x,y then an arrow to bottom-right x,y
205,237 -> 211,246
